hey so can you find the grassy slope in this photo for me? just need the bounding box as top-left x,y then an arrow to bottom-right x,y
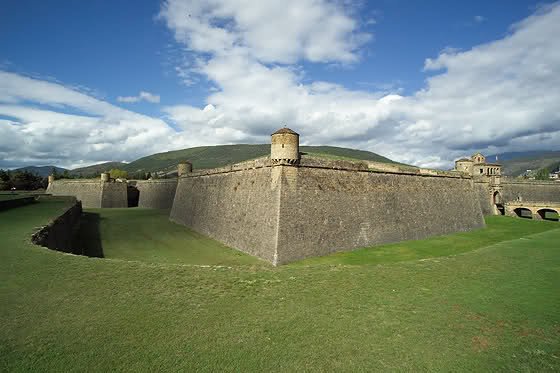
71,161 -> 128,177
84,208 -> 262,266
1,203 -> 560,371
123,144 -> 396,173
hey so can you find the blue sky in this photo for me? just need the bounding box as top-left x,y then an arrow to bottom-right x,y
1,0 -> 559,169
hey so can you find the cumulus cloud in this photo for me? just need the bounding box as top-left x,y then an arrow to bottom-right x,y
160,0 -> 560,168
117,91 -> 161,103
0,71 -> 184,169
2,1 -> 559,170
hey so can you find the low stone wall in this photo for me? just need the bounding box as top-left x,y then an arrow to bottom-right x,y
31,198 -> 82,253
0,196 -> 35,211
135,179 -> 178,209
46,180 -> 127,208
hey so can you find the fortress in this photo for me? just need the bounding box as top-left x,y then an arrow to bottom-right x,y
47,128 -> 560,265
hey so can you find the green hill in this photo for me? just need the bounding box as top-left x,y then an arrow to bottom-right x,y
72,162 -> 128,177
497,151 -> 560,176
122,144 -> 397,173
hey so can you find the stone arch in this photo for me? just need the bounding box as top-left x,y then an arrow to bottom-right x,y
127,184 -> 139,207
493,191 -> 504,215
513,207 -> 532,219
537,208 -> 559,221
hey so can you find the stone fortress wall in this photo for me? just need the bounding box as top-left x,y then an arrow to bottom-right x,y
47,173 -> 128,208
501,179 -> 560,203
170,159 -> 280,263
43,128 -> 559,265
134,179 -> 178,209
274,165 -> 484,264
170,129 -> 486,265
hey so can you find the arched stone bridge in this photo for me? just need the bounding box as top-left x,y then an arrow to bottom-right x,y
504,201 -> 560,221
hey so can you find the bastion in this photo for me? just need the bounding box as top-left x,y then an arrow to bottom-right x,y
170,128 -> 486,265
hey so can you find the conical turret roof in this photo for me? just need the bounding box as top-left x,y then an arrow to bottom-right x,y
272,127 -> 299,136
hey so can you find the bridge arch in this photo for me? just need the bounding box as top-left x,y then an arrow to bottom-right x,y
537,208 -> 559,221
513,207 -> 533,219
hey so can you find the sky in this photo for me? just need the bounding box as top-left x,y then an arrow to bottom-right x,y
1,0 -> 559,169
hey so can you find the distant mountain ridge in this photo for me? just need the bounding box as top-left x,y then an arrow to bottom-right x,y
13,166 -> 68,177
10,144 -> 397,177
487,150 -> 560,176
72,162 -> 128,177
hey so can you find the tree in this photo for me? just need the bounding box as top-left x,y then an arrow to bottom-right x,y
535,167 -> 550,180
51,167 -> 59,180
109,169 -> 128,179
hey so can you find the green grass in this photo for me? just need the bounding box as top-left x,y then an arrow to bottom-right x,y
297,216 -> 559,265
1,201 -> 560,371
82,208 -> 263,266
0,192 -> 31,201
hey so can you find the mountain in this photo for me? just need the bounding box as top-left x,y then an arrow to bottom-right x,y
72,162 -> 128,177
13,166 -> 68,177
121,144 -> 398,173
487,150 -> 560,176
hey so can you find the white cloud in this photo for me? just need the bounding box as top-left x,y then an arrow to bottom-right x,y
474,15 -> 486,23
160,1 -> 560,168
117,91 -> 161,103
0,72 -> 186,169
159,0 -> 371,64
2,2 -> 560,170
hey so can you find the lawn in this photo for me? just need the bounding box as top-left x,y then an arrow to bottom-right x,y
1,200 -> 559,371
81,208 -> 263,266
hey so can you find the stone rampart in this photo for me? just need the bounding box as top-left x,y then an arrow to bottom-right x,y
100,182 -> 127,208
473,181 -> 494,215
274,165 -> 485,264
47,179 -> 127,208
170,165 -> 280,263
170,157 -> 485,265
501,179 -> 560,203
31,197 -> 82,253
135,179 -> 178,209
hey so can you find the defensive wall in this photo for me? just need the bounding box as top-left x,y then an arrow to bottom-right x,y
31,197 -> 82,254
134,179 -> 178,209
473,178 -> 560,215
170,155 -> 485,265
170,158 -> 280,263
46,178 -> 127,208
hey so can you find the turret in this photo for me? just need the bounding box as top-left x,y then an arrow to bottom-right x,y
48,174 -> 55,185
271,127 -> 300,165
178,161 -> 193,176
101,172 -> 110,182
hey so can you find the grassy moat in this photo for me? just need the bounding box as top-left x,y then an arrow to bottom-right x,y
1,200 -> 559,371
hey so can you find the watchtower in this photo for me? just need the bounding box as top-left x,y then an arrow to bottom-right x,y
271,127 -> 300,165
101,172 -> 110,182
48,174 -> 55,185
178,161 -> 193,176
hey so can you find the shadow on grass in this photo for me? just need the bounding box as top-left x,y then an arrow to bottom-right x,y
74,212 -> 104,258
